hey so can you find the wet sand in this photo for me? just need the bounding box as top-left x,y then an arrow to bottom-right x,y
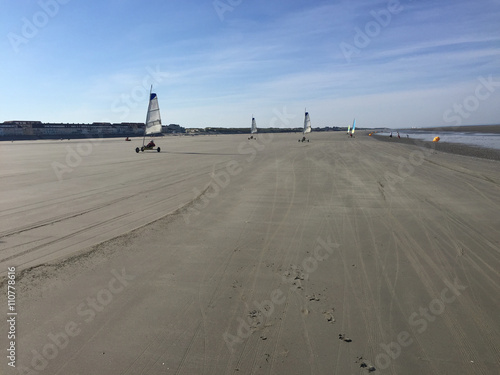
1,133 -> 499,374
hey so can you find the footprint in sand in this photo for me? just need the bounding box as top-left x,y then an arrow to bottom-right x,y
338,333 -> 352,342
307,293 -> 320,301
323,308 -> 335,323
356,356 -> 376,372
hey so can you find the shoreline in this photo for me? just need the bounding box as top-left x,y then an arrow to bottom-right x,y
402,124 -> 500,134
372,133 -> 500,161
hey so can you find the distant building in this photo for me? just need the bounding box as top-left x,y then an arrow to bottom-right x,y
0,120 -> 146,139
162,124 -> 185,133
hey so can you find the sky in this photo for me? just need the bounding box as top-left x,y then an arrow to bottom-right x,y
1,0 -> 499,129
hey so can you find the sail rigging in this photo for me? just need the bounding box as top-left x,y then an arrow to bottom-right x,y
145,90 -> 162,136
251,116 -> 257,134
303,111 -> 311,134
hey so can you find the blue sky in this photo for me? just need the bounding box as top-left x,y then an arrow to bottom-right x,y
1,0 -> 499,128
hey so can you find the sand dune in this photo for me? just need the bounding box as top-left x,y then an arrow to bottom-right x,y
1,133 -> 499,374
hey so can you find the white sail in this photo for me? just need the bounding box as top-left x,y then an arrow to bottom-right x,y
251,116 -> 257,134
303,111 -> 311,134
145,92 -> 162,135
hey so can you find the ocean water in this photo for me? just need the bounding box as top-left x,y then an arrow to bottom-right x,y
378,131 -> 500,150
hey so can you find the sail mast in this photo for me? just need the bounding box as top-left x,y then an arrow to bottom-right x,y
143,85 -> 153,147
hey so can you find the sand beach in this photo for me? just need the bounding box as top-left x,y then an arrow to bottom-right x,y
0,132 -> 499,374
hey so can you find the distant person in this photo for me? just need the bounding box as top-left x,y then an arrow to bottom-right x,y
146,140 -> 155,148
406,134 -> 409,138
397,132 -> 400,139
389,132 -> 393,138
